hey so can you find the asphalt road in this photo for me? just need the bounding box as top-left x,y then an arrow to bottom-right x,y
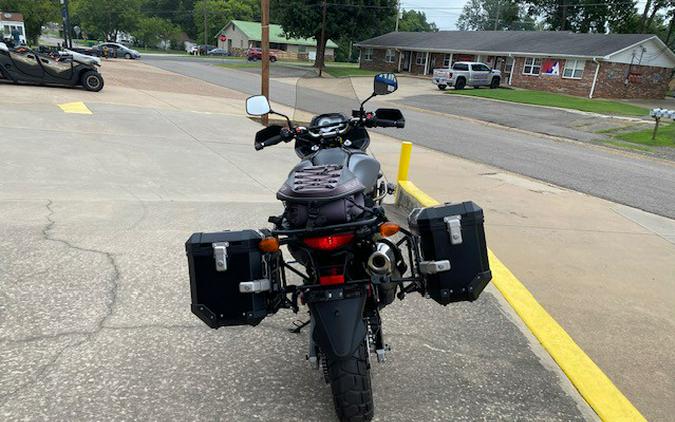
0,89 -> 595,420
399,94 -> 629,143
142,57 -> 675,219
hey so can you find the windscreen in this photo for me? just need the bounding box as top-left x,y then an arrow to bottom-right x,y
292,69 -> 362,125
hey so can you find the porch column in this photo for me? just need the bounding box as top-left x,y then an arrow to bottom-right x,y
424,51 -> 430,75
398,49 -> 402,72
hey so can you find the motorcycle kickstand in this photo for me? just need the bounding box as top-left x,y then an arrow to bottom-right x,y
288,319 -> 311,334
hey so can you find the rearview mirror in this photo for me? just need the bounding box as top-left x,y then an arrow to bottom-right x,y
373,73 -> 398,96
246,95 -> 271,116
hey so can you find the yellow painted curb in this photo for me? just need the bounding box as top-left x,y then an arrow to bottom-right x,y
395,144 -> 646,422
58,102 -> 92,114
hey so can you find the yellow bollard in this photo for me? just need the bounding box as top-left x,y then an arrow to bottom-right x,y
397,142 -> 413,182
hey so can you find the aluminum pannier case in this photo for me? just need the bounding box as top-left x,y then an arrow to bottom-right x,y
185,229 -> 283,328
408,202 -> 492,305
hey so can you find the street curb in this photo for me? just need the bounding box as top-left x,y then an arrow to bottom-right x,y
394,145 -> 647,422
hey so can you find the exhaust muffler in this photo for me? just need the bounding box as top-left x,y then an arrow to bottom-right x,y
367,242 -> 396,275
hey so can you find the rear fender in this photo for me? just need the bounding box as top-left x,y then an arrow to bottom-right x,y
308,289 -> 367,360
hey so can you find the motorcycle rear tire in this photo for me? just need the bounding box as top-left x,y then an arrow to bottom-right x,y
326,341 -> 374,422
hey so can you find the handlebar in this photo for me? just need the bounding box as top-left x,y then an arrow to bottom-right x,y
255,134 -> 283,150
366,118 -> 405,129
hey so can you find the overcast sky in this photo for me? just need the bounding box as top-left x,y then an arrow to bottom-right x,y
402,0 -> 650,31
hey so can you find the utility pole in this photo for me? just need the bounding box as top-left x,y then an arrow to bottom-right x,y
395,1 -> 400,31
203,5 -> 208,54
318,0 -> 327,76
60,0 -> 72,48
493,0 -> 501,31
261,0 -> 270,126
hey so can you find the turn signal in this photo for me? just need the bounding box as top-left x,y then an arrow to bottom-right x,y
379,222 -> 400,237
258,236 -> 280,253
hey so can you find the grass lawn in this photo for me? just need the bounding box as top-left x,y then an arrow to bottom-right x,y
612,123 -> 675,148
135,47 -> 186,55
324,65 -> 379,77
446,88 -> 649,117
216,62 -> 262,69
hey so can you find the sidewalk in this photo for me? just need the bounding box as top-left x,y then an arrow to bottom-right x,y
368,132 -> 675,422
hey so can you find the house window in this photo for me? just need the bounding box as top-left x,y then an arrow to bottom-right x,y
523,57 -> 542,75
385,48 -> 396,63
443,54 -> 451,67
17,26 -> 23,35
298,45 -> 306,53
415,52 -> 426,66
240,40 -> 243,48
563,59 -> 585,79
363,48 -> 373,61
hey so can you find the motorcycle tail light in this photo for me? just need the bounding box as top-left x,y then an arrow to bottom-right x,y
319,265 -> 345,285
303,233 -> 355,251
319,274 -> 345,285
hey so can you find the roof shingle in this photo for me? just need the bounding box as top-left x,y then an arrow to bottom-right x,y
223,20 -> 338,48
356,31 -> 657,58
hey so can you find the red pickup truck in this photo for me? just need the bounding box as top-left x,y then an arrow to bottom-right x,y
246,48 -> 278,62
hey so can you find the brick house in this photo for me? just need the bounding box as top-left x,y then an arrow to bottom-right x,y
355,31 -> 675,99
215,20 -> 337,61
1,12 -> 26,44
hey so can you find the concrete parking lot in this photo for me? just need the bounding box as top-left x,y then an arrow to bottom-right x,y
0,63 -> 597,420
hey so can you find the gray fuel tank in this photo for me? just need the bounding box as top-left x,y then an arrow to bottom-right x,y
290,148 -> 380,193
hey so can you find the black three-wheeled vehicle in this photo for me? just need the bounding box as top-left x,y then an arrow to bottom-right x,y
0,43 -> 104,92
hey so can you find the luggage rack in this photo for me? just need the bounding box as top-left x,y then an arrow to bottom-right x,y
274,224 -> 429,315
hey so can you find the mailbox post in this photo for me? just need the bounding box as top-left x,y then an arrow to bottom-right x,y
650,108 -> 675,140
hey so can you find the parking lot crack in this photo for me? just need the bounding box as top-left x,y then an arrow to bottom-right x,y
42,200 -> 121,335
0,201 -> 125,403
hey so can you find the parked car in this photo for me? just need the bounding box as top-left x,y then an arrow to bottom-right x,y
432,61 -> 501,90
0,42 -> 104,91
92,42 -> 141,59
246,47 -> 278,62
195,44 -> 216,55
187,45 -> 199,55
207,48 -> 229,56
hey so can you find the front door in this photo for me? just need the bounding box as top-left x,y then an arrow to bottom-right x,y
403,51 -> 411,72
227,39 -> 232,53
39,55 -> 73,81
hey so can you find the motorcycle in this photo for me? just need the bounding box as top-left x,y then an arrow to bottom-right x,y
186,72 -> 492,421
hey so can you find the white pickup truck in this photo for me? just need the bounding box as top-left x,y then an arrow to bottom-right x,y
432,61 -> 501,90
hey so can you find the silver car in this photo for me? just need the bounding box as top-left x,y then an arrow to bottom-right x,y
94,42 -> 141,60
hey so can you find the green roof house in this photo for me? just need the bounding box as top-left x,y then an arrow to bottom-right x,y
215,20 -> 338,60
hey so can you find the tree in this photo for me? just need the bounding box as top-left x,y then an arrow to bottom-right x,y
524,0 -> 639,32
193,0 -> 259,45
142,0 -> 197,38
397,9 -> 438,32
272,0 -> 397,69
0,0 -> 59,44
132,16 -> 179,48
457,0 -> 535,31
71,0 -> 143,41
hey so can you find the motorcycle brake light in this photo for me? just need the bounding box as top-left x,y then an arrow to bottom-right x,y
303,233 -> 355,251
319,274 -> 345,285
